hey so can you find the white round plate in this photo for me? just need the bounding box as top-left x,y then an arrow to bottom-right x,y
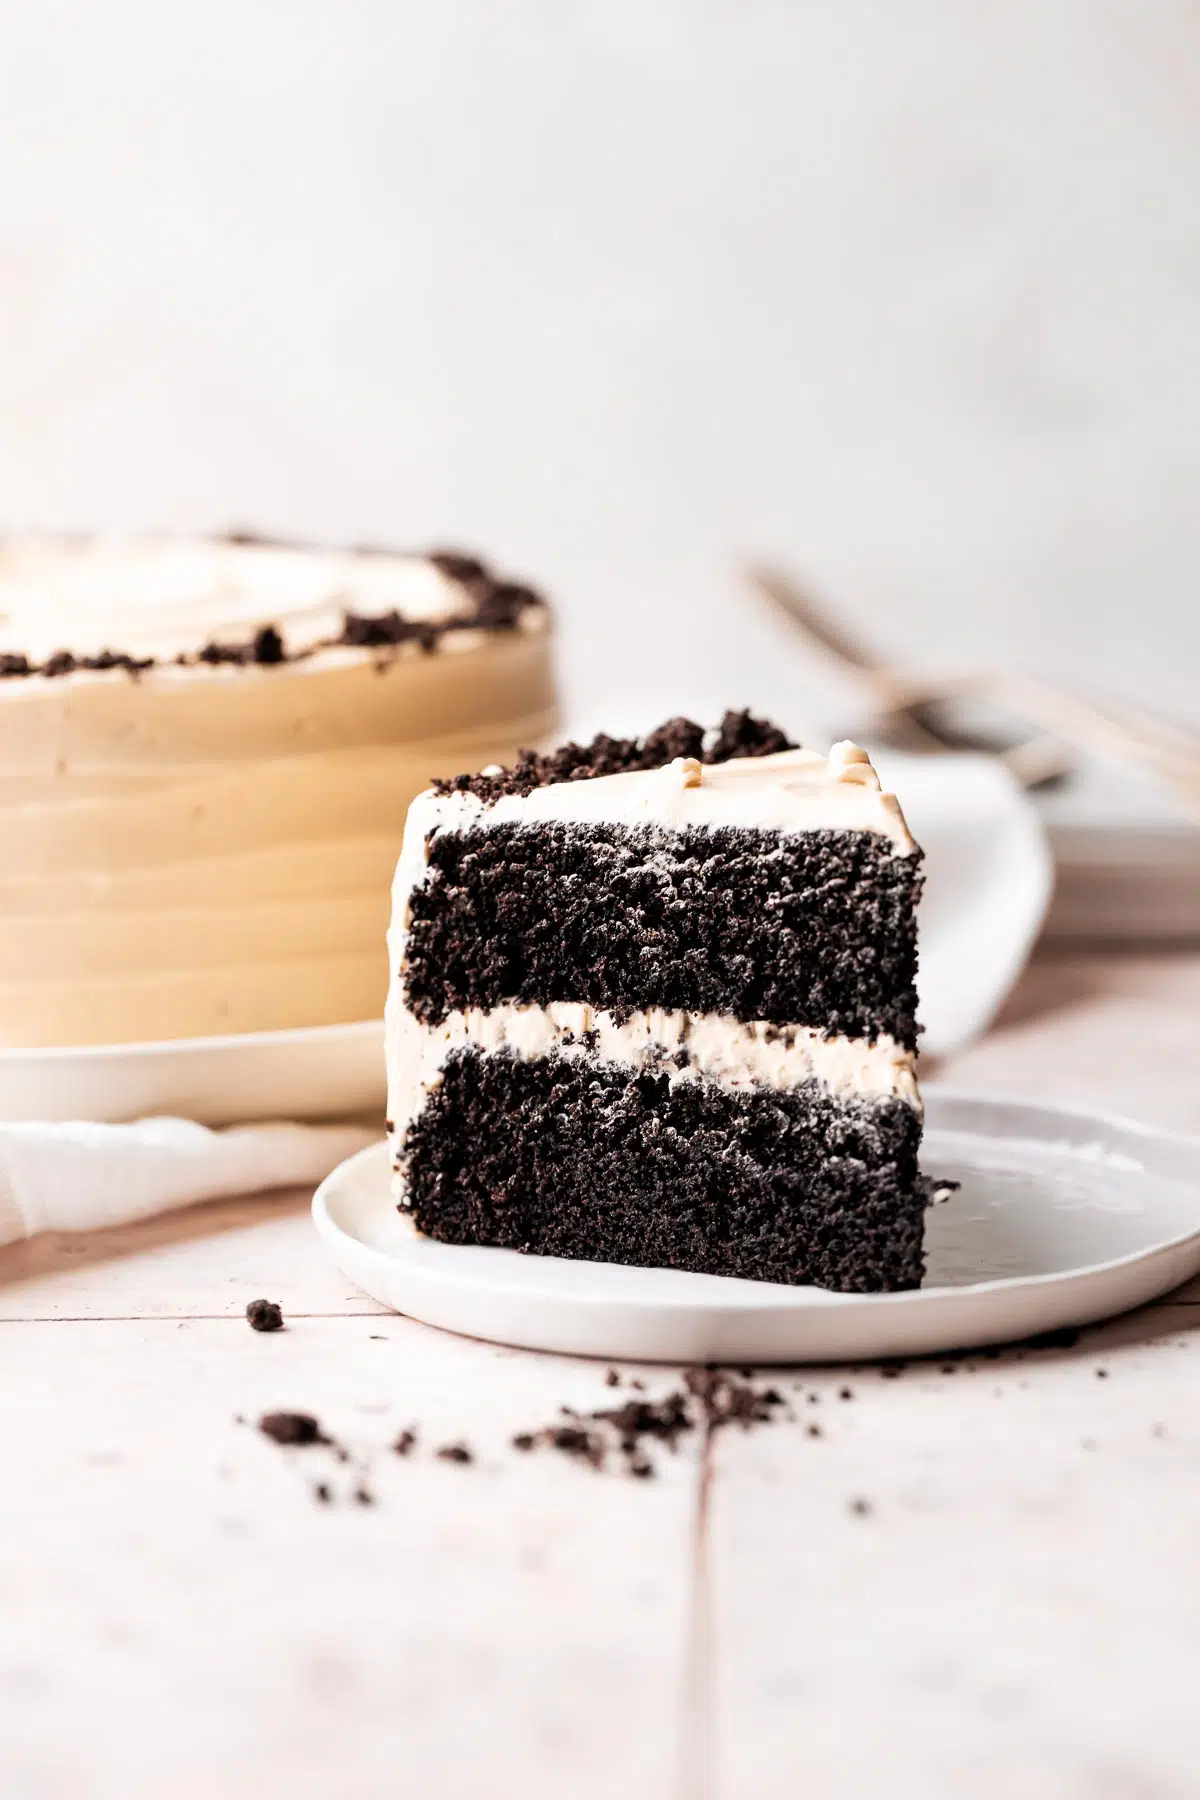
0,1020 -> 385,1126
312,1092 -> 1200,1363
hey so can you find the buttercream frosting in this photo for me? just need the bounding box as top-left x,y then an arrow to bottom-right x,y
0,537 -> 556,1047
387,1001 -> 919,1147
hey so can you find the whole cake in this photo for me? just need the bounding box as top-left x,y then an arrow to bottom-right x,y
0,535 -> 555,1047
386,714 -> 927,1292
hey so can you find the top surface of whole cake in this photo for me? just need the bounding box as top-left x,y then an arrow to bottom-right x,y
0,535 -> 556,1049
0,534 -> 546,678
386,715 -> 927,1292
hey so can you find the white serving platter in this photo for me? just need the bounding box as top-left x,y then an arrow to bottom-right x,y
312,1092 -> 1200,1363
0,1020 -> 385,1126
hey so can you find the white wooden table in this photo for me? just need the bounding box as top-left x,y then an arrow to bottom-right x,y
1,951 -> 1197,1800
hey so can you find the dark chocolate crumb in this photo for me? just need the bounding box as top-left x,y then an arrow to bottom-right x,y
429,549 -> 487,584
245,1298 -> 284,1333
314,1482 -> 332,1504
631,1380 -> 646,1392
1095,1368 -> 1110,1379
806,1423 -> 823,1439
436,1443 -> 474,1465
393,1429 -> 418,1457
595,1392 -> 693,1452
354,1486 -> 375,1506
253,624 -> 285,665
548,1425 -> 607,1468
513,1367 -> 790,1482
707,708 -> 796,763
848,1497 -> 873,1517
878,1360 -> 906,1379
838,1387 -> 854,1401
605,1369 -> 621,1387
259,1411 -> 328,1448
683,1368 -> 786,1433
432,710 -> 797,803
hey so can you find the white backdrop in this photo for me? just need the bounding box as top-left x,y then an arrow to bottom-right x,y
0,0 -> 1197,729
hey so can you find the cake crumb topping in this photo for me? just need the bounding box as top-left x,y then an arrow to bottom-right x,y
0,539 -> 546,680
432,709 -> 797,803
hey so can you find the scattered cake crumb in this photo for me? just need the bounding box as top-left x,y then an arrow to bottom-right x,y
605,1369 -> 621,1387
354,1486 -> 376,1506
258,1411 -> 328,1447
314,1482 -> 332,1505
437,1443 -> 474,1464
511,1366 -> 786,1478
838,1387 -> 854,1401
245,1299 -> 284,1332
393,1428 -> 419,1457
848,1497 -> 873,1517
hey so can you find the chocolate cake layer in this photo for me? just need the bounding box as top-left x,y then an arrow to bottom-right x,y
400,1049 -> 925,1291
404,822 -> 923,1046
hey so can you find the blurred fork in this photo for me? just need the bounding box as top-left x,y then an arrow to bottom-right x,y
745,562 -> 1200,818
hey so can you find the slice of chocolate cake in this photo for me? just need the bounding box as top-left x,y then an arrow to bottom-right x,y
385,714 -> 926,1293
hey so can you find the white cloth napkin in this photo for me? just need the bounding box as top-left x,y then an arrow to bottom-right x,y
0,1117 -> 377,1248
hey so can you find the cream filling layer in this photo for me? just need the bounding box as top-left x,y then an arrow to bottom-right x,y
386,1001 -> 919,1146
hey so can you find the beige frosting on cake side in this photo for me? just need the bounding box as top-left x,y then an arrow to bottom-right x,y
0,541 -> 556,1047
